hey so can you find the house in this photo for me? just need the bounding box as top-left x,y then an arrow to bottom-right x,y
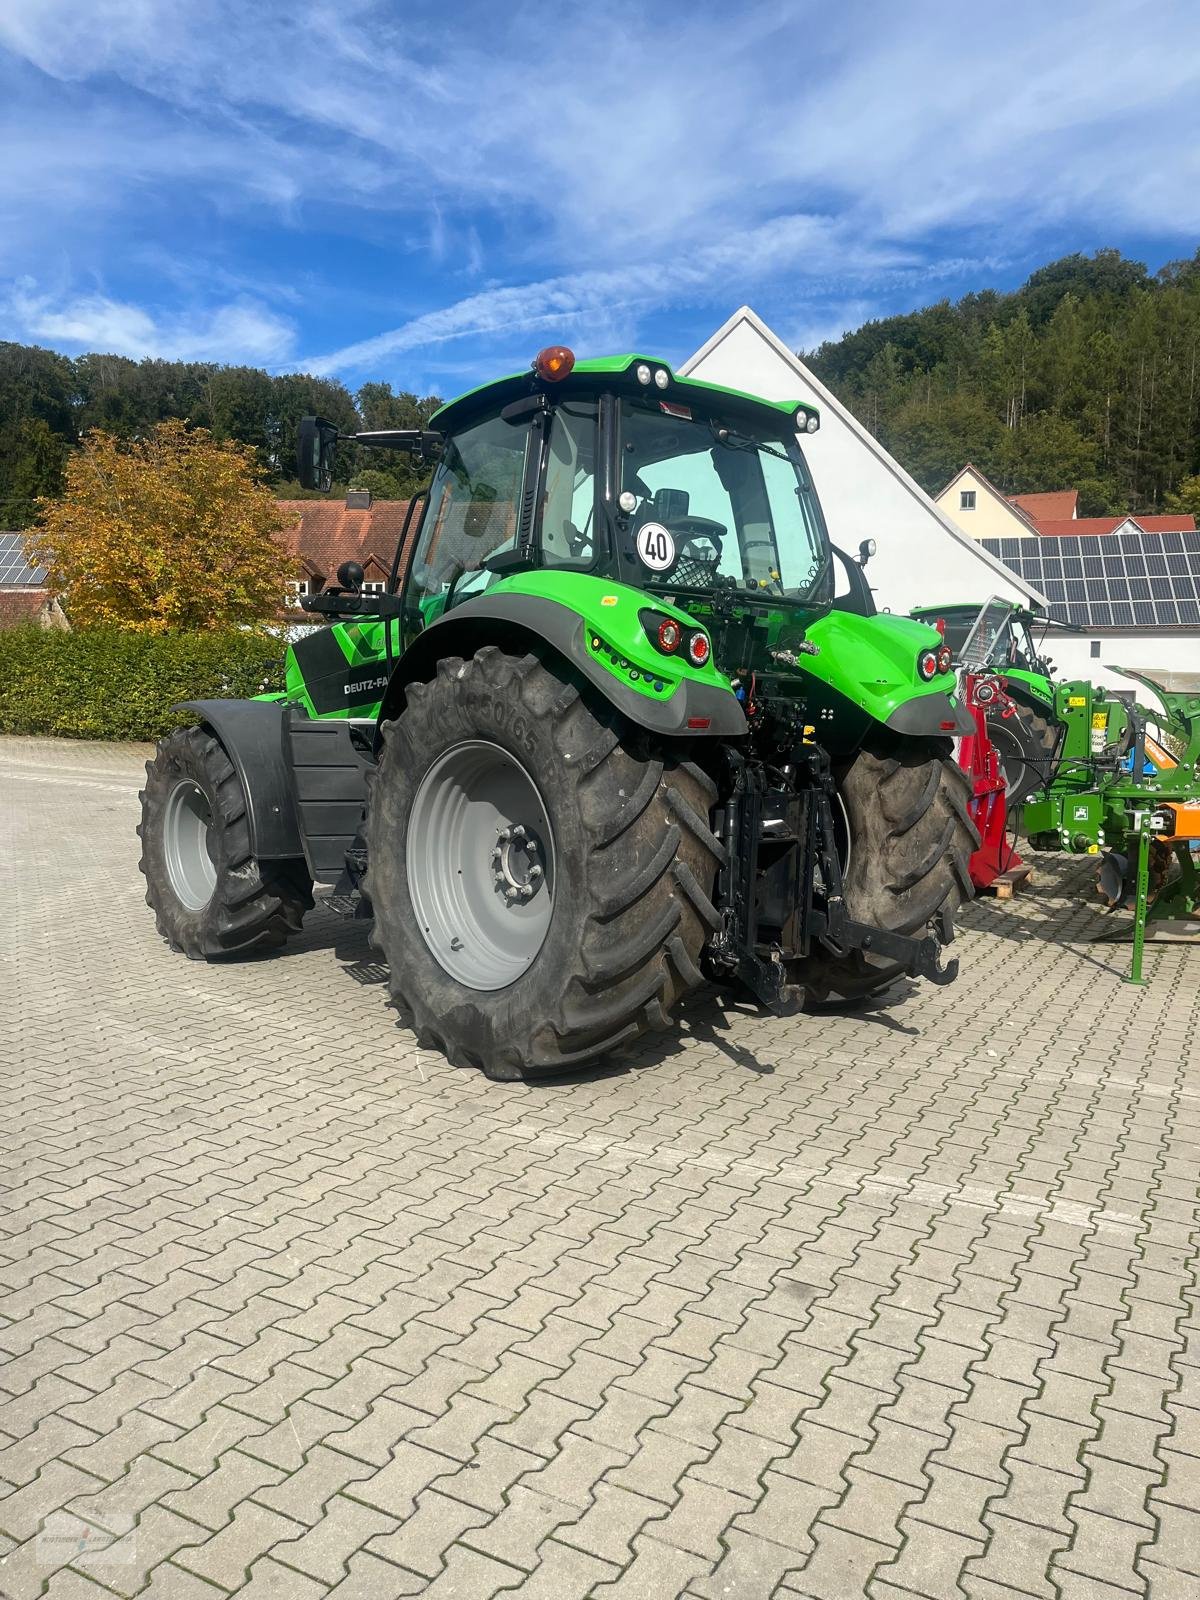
276,491 -> 415,610
938,464 -> 1196,540
681,310 -> 1044,613
0,533 -> 70,630
935,464 -> 1038,540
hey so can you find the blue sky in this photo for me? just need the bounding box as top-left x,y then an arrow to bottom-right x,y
2,0 -> 1199,401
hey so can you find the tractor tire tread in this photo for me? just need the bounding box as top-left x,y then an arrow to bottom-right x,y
367,647 -> 721,1078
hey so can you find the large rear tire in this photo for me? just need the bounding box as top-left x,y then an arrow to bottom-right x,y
138,726 -> 313,959
986,699 -> 1060,801
802,733 -> 977,1002
365,647 -> 723,1079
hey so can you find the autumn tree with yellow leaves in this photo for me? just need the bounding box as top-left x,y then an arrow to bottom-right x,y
27,420 -> 289,632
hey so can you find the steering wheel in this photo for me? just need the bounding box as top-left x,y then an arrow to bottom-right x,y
565,515 -> 595,561
669,516 -> 725,563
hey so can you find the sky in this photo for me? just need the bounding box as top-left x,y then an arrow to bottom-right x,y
2,0 -> 1199,402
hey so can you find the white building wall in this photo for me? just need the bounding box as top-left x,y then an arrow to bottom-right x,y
1043,631 -> 1200,711
682,309 -> 1044,616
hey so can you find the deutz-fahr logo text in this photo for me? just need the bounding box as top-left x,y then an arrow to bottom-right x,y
346,675 -> 388,697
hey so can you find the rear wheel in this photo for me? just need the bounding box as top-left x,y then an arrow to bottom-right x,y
366,646 -> 723,1079
986,701 -> 1060,801
802,733 -> 977,1002
139,726 -> 313,958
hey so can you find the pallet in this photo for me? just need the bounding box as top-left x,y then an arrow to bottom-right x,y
980,864 -> 1035,900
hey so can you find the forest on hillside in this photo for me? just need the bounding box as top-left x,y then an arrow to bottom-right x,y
4,249 -> 1200,529
0,345 -> 441,528
805,248 -> 1200,515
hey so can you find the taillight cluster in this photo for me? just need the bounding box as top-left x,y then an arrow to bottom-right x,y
918,644 -> 955,681
642,610 -> 710,668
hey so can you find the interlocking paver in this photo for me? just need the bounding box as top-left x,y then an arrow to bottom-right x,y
3,735 -> 1198,1600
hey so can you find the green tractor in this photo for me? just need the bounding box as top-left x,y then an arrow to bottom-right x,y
909,598 -> 1064,800
139,348 -> 977,1079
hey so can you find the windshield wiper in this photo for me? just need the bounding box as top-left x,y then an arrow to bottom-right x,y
709,420 -> 790,462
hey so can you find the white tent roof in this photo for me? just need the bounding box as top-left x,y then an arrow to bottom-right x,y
681,306 -> 1046,611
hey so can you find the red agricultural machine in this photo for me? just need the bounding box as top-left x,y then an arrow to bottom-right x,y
955,672 -> 1026,892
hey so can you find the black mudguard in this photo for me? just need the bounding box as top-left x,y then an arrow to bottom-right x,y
376,591 -> 747,740
884,691 -> 975,738
175,699 -> 304,859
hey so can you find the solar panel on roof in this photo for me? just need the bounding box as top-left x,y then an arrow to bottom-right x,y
0,533 -> 46,586
982,530 -> 1200,629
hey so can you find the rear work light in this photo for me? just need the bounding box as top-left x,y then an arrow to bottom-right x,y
917,648 -> 939,681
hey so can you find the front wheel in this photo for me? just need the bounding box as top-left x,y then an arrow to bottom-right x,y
366,647 -> 724,1079
138,726 -> 313,958
802,733 -> 977,1002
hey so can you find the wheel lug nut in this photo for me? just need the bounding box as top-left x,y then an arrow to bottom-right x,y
512,825 -> 526,839
529,865 -> 543,879
504,887 -> 520,902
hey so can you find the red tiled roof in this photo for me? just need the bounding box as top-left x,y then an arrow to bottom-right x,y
1007,489 -> 1078,522
276,499 -> 414,586
1035,514 -> 1197,537
0,590 -> 50,627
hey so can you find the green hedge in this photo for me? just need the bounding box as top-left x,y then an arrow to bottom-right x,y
0,626 -> 287,741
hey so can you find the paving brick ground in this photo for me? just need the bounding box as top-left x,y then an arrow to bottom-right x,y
1,734 -> 1197,1599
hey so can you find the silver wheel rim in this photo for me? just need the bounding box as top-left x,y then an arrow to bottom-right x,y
163,779 -> 218,911
407,739 -> 556,990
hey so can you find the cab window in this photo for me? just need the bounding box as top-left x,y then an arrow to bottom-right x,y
541,402 -> 600,569
404,411 -> 529,630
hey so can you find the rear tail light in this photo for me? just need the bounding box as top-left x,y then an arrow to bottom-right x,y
917,649 -> 939,681
937,645 -> 953,674
641,609 -> 710,669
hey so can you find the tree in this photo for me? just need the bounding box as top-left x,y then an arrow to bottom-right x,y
1165,473 -> 1200,519
27,420 -> 289,632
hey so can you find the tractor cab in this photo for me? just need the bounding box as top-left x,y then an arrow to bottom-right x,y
910,598 -> 1053,684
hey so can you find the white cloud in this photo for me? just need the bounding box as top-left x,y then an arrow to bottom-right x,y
1,0 -> 1198,382
2,283 -> 296,363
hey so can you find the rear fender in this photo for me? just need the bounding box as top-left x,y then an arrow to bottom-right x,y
376,588 -> 747,742
175,699 -> 304,859
800,610 -> 973,737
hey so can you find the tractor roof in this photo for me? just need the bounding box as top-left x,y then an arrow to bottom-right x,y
429,353 -> 818,434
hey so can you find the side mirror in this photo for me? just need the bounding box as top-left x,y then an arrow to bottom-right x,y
857,537 -> 876,568
297,415 -> 339,492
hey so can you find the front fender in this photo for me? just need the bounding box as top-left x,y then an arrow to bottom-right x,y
801,610 -> 973,736
377,587 -> 746,740
175,699 -> 304,859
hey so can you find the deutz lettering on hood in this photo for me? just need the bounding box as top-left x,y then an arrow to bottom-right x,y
347,675 -> 388,696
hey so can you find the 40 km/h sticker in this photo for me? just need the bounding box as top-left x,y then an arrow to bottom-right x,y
636,523 -> 676,572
